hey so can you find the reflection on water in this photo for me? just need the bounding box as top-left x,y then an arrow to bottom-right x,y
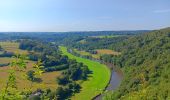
94,69 -> 123,100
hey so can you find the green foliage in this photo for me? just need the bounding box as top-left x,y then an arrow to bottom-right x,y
0,63 -> 10,67
27,70 -> 35,81
70,36 -> 128,51
57,76 -> 70,85
104,27 -> 170,99
11,55 -> 27,71
0,51 -> 15,57
0,45 -> 2,51
55,82 -> 81,100
60,46 -> 111,100
0,54 -> 27,100
33,60 -> 44,77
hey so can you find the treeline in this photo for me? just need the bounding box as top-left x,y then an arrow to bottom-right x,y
0,30 -> 148,42
104,28 -> 170,99
68,36 -> 128,51
0,45 -> 15,57
0,45 -> 14,67
0,51 -> 14,57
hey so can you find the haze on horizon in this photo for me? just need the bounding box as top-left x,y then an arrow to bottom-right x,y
0,0 -> 170,32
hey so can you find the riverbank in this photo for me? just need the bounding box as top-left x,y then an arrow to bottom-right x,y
60,46 -> 111,100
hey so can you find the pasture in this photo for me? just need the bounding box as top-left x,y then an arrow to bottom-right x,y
0,42 -> 61,91
74,49 -> 100,59
60,46 -> 111,100
97,49 -> 121,55
0,42 -> 28,55
0,60 -> 61,91
74,48 -> 121,60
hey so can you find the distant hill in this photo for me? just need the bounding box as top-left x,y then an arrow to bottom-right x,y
0,30 -> 150,41
105,27 -> 170,99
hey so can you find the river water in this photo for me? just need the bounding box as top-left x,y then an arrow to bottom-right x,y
94,64 -> 123,100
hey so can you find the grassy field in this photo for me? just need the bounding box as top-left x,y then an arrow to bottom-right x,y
79,39 -> 86,44
60,46 -> 111,100
0,57 -> 15,64
97,49 -> 121,55
74,49 -> 100,59
74,48 -> 121,59
0,42 -> 61,91
0,42 -> 28,55
0,60 -> 61,91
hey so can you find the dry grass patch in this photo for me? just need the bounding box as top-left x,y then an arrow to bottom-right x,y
0,42 -> 28,55
97,49 -> 121,55
74,49 -> 100,59
0,60 -> 61,91
0,57 -> 15,64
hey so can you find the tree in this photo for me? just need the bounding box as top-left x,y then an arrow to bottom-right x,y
27,70 -> 35,81
56,87 -> 65,100
0,45 -> 3,51
1,54 -> 27,100
57,76 -> 70,85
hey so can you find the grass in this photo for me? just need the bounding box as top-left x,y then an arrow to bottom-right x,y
0,60 -> 61,91
97,49 -> 121,55
79,39 -> 86,44
74,49 -> 100,59
90,35 -> 120,38
0,42 -> 28,55
74,48 -> 121,60
0,57 -> 15,64
60,46 -> 111,100
0,41 -> 61,91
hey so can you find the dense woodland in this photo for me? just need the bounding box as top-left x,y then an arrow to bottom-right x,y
103,28 -> 170,99
68,36 -> 128,51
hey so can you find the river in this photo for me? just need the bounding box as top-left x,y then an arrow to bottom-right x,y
94,63 -> 123,100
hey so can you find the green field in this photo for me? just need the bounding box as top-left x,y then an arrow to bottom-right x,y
60,46 -> 111,100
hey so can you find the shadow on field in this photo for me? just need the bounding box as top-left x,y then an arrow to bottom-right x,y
33,78 -> 43,83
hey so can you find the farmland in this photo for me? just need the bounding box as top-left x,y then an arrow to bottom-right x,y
73,48 -> 121,59
0,42 -> 61,91
96,49 -> 121,55
0,42 -> 28,55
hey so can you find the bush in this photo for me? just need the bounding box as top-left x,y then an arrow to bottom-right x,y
0,63 -> 9,67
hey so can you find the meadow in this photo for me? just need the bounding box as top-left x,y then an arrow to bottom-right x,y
74,48 -> 120,59
60,46 -> 111,100
96,49 -> 121,55
0,42 -> 28,55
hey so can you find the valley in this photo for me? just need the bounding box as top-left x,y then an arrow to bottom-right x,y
60,46 -> 111,100
0,0 -> 169,99
0,28 -> 170,100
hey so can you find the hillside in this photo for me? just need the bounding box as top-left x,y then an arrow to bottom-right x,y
104,28 -> 170,99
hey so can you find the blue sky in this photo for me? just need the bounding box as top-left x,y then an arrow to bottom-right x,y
0,0 -> 170,32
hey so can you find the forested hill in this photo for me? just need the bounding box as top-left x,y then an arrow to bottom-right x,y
0,30 -> 149,42
105,27 -> 170,99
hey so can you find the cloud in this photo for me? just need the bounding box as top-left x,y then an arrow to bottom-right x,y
153,9 -> 170,13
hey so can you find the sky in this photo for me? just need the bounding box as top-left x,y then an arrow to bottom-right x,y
0,0 -> 170,32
